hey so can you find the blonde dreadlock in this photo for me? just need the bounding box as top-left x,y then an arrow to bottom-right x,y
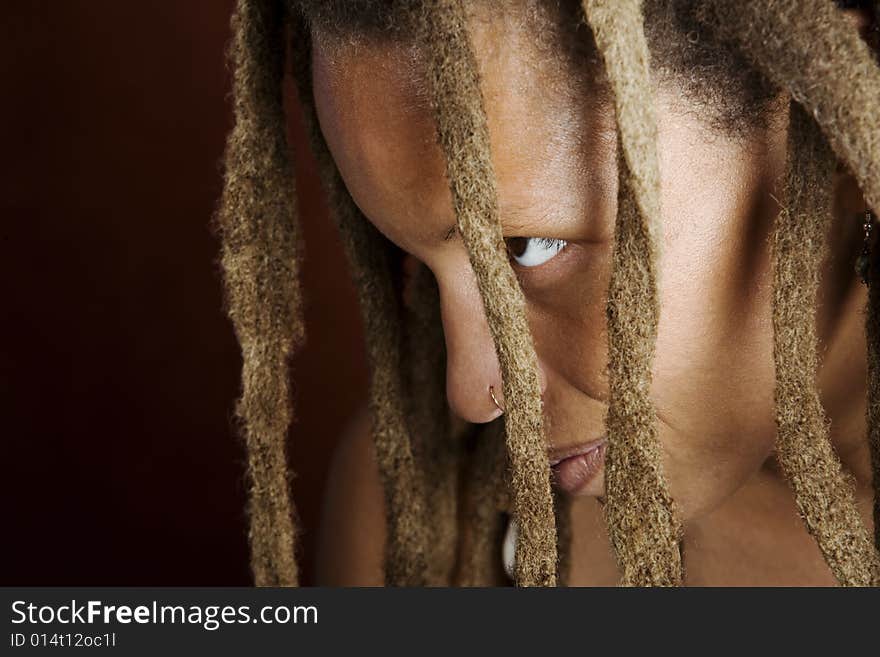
455,420 -> 510,586
418,0 -> 558,588
216,0 -> 304,586
869,228 -> 880,551
289,17 -> 431,586
401,262 -> 460,585
772,103 -> 879,586
581,0 -> 683,587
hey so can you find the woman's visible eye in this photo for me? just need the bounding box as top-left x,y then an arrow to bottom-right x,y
505,237 -> 568,268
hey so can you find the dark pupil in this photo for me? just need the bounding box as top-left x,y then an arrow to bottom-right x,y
507,237 -> 528,258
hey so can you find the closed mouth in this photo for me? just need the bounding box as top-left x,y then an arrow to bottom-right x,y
548,438 -> 607,495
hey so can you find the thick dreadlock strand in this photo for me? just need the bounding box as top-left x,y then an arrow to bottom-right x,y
869,235 -> 880,550
698,0 -> 880,218
772,103 -> 880,585
217,0 -> 303,586
418,0 -> 557,587
402,263 -> 461,585
326,178 -> 431,586
553,492 -> 573,586
455,421 -> 510,586
581,0 -> 683,586
288,16 -> 430,586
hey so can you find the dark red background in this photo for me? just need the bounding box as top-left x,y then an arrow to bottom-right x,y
0,1 -> 367,585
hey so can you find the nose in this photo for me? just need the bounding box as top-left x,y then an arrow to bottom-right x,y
438,266 -> 547,424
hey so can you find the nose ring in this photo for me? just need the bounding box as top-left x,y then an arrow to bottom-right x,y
489,385 -> 505,413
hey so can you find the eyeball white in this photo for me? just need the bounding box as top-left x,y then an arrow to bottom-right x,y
507,237 -> 567,267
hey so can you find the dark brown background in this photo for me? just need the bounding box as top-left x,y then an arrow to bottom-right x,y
0,1 -> 367,585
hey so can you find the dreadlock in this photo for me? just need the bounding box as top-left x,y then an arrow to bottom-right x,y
771,103 -> 879,585
217,0 -> 880,587
455,419 -> 510,586
581,0 -> 683,587
870,227 -> 880,551
289,15 -> 432,585
216,0 -> 304,587
401,261 -> 460,585
417,0 -> 558,588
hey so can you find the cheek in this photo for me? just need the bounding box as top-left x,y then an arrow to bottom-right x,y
525,242 -> 613,401
652,192 -> 777,443
651,272 -> 778,516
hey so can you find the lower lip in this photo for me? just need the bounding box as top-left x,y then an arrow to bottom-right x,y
551,442 -> 606,495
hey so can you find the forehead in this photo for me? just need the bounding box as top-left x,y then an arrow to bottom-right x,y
310,14 -> 612,252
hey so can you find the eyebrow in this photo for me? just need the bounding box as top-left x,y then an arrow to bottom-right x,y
440,204 -> 560,242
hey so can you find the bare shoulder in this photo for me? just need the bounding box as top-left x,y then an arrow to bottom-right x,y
315,404 -> 387,586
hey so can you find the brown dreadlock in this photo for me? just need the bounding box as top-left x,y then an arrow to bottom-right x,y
290,25 -> 432,585
217,0 -> 880,587
216,0 -> 303,587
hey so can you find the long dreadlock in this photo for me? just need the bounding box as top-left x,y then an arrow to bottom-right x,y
216,0 -> 303,587
417,0 -> 558,588
289,15 -> 431,586
581,0 -> 683,587
217,0 -> 880,587
401,262 -> 460,585
771,103 -> 879,586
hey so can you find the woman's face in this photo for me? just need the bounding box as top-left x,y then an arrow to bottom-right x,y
311,13 -> 863,521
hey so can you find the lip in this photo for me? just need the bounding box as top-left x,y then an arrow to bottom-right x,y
548,438 -> 607,496
547,437 -> 606,466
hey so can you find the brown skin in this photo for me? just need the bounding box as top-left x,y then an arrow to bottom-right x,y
313,9 -> 874,585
